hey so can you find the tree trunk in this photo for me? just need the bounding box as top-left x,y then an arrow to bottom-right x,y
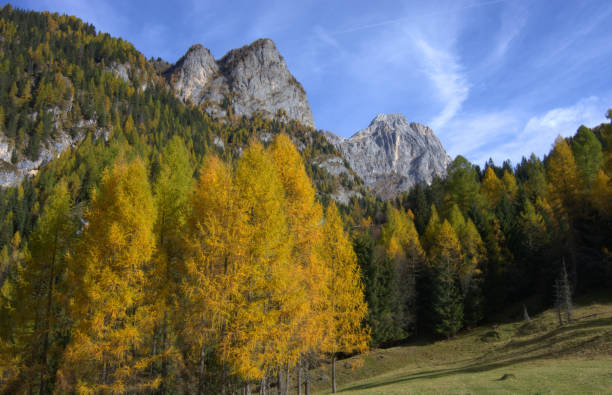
277,369 -> 283,395
39,228 -> 59,395
260,376 -> 266,395
297,359 -> 302,395
221,366 -> 227,395
198,344 -> 206,395
160,313 -> 168,393
284,364 -> 290,395
332,355 -> 337,393
556,281 -> 563,326
244,382 -> 251,395
304,361 -> 310,395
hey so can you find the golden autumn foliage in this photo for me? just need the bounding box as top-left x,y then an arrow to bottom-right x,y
591,169 -> 612,216
380,205 -> 425,330
269,134 -> 329,360
480,167 -> 503,208
230,142 -> 300,379
150,137 -> 193,390
381,205 -> 425,262
58,159 -> 158,393
447,204 -> 484,287
181,136 -> 368,390
421,204 -> 441,253
547,136 -> 582,210
2,132 -> 369,393
429,220 -> 463,270
320,202 -> 369,356
320,202 -> 369,393
183,154 -> 250,389
502,170 -> 519,201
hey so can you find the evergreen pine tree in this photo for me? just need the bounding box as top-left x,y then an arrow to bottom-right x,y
571,126 -> 603,187
8,182 -> 75,394
432,258 -> 463,339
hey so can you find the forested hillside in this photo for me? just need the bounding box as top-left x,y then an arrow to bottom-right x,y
349,126 -> 611,345
0,4 -> 611,394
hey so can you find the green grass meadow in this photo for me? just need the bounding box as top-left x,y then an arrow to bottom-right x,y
312,294 -> 612,394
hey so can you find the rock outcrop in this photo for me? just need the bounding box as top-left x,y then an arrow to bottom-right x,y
0,130 -> 84,188
325,114 -> 451,199
166,39 -> 315,128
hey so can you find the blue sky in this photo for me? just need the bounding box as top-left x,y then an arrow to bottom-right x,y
9,0 -> 612,165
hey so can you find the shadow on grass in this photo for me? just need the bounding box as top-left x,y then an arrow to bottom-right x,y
340,316 -> 612,393
506,317 -> 612,350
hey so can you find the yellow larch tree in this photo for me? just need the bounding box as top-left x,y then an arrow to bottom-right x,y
58,159 -> 157,393
591,169 -> 611,217
547,136 -> 582,212
183,154 -> 248,394
269,134 -> 327,391
320,202 -> 369,394
501,170 -> 519,202
480,167 -> 503,208
429,220 -> 463,270
447,204 -> 485,290
150,136 -> 193,392
380,204 -> 425,333
231,142 -> 298,385
421,204 -> 441,254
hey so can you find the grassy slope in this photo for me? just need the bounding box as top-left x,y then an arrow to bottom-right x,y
312,293 -> 612,394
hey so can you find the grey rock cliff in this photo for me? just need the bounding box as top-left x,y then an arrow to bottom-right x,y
166,39 -> 315,128
325,114 -> 451,199
0,130 -> 85,187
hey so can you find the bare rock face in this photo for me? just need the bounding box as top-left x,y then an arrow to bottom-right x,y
169,44 -> 219,103
325,114 -> 451,199
0,130 -> 85,188
167,39 -> 315,128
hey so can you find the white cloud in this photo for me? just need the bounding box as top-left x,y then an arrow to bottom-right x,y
438,111 -> 519,161
445,96 -> 610,165
415,38 -> 470,130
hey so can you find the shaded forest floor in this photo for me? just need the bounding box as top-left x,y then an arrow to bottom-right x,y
311,292 -> 612,394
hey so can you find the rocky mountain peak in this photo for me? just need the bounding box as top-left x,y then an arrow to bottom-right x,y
325,114 -> 451,199
167,43 -> 218,103
370,113 -> 408,126
166,38 -> 315,128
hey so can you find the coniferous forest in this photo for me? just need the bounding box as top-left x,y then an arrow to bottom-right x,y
0,5 -> 611,394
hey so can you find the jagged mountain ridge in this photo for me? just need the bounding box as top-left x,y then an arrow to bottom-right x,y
0,2 -> 448,202
325,114 -> 451,199
165,38 -> 315,128
165,40 -> 451,198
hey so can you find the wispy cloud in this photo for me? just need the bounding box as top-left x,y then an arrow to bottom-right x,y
331,0 -> 510,36
488,3 -> 526,65
415,38 -> 470,130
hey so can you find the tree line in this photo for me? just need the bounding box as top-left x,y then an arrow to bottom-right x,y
0,134 -> 368,394
346,119 -> 611,345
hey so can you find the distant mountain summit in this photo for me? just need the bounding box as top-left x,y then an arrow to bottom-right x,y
166,38 -> 315,128
325,114 -> 451,198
